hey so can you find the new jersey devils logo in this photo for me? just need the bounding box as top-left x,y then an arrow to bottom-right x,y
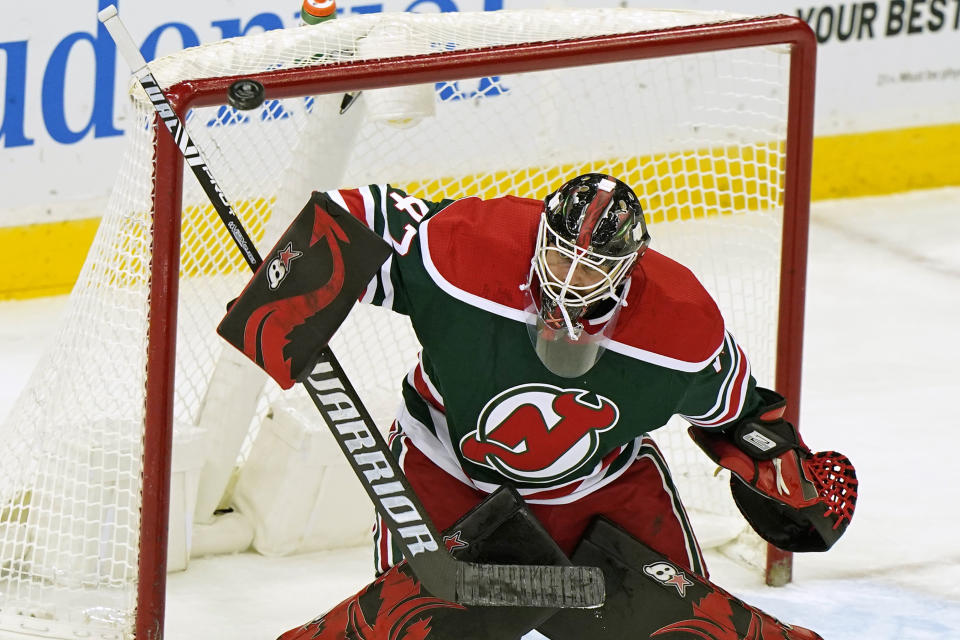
460,383 -> 619,484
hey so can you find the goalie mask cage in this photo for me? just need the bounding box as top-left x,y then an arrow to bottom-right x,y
0,9 -> 814,639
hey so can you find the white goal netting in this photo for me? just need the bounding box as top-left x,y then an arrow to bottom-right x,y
0,8 -> 807,638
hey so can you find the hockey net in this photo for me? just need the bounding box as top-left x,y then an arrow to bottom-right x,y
0,8 -> 813,639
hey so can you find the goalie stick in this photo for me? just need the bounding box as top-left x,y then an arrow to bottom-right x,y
98,5 -> 604,611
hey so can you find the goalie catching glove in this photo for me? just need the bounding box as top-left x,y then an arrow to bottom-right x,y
688,388 -> 857,552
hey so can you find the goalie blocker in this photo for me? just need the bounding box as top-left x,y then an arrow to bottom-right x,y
217,190 -> 393,389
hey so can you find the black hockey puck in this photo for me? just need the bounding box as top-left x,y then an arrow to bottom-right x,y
227,79 -> 266,111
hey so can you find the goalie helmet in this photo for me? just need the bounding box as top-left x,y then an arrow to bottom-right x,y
525,174 -> 650,377
544,173 -> 649,260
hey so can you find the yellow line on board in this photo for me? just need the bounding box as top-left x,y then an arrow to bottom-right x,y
2,123 -> 958,301
0,218 -> 103,301
811,123 -> 960,200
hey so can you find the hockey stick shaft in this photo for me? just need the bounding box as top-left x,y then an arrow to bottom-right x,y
98,5 -> 262,270
99,5 -> 603,609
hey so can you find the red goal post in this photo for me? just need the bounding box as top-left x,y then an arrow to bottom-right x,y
0,9 -> 814,640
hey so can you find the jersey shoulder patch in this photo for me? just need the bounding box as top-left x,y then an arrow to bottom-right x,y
608,250 -> 725,371
420,195 -> 539,317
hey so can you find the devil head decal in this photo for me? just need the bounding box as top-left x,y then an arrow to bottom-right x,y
460,383 -> 619,484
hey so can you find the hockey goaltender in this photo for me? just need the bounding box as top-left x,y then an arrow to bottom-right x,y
218,174 -> 858,640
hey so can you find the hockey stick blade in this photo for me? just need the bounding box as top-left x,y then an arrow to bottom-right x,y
457,563 -> 605,609
339,91 -> 362,114
100,5 -> 605,610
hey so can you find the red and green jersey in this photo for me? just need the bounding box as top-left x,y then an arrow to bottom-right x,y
327,185 -> 762,504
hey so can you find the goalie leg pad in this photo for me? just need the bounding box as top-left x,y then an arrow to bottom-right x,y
537,518 -> 823,640
278,487 -> 566,640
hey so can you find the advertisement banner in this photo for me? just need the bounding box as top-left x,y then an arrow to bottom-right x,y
1,1 -> 958,240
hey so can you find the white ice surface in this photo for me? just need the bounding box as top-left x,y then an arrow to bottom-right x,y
1,188 -> 959,639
